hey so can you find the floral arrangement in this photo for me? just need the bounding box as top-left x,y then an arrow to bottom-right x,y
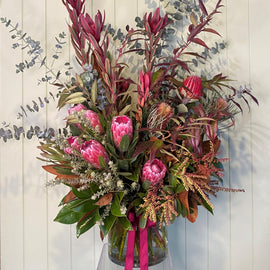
1,0 -> 258,269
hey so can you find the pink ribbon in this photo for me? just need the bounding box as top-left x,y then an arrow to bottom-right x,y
124,213 -> 156,270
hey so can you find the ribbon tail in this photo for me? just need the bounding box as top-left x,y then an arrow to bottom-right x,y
139,227 -> 149,270
125,227 -> 136,270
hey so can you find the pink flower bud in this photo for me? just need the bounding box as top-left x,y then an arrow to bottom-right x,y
144,8 -> 169,35
180,76 -> 202,99
85,110 -> 103,133
81,140 -> 109,169
111,115 -> 133,149
64,136 -> 81,155
141,159 -> 167,185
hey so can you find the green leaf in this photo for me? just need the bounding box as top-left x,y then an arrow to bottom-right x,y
142,180 -> 151,190
111,193 -> 125,217
54,206 -> 84,224
98,155 -> 107,169
175,183 -> 185,194
70,124 -> 82,136
106,143 -> 118,158
68,198 -> 97,213
76,209 -> 100,237
91,79 -> 97,103
124,165 -> 140,182
100,214 -> 117,236
65,96 -> 87,104
168,173 -> 177,187
71,187 -> 93,199
120,134 -> 130,152
119,217 -> 133,230
118,159 -> 129,171
139,215 -> 147,229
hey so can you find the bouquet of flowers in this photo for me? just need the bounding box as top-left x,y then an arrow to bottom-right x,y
3,0 -> 255,268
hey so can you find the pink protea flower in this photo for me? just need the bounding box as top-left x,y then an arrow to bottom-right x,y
111,115 -> 133,149
81,140 -> 109,169
85,110 -> 103,133
141,159 -> 167,185
80,10 -> 104,43
64,136 -> 81,155
68,104 -> 86,115
180,76 -> 202,99
144,8 -> 169,35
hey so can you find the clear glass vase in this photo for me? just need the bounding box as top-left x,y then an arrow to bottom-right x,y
108,219 -> 168,268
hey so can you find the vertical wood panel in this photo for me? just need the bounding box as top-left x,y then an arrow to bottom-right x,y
227,1 -> 254,269
22,0 -> 48,269
249,0 -> 270,269
0,0 -> 24,269
45,1 -> 72,269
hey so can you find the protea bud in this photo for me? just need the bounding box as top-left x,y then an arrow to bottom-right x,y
81,140 -> 109,169
64,136 -> 81,155
80,10 -> 104,43
85,110 -> 103,133
68,104 -> 86,115
141,158 -> 167,185
180,76 -> 202,99
111,115 -> 133,149
148,102 -> 174,130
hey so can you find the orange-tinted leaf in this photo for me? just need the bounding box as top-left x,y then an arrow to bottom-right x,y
100,229 -> 104,241
42,165 -> 78,180
95,192 -> 113,206
64,190 -> 77,204
187,199 -> 198,223
178,190 -> 189,213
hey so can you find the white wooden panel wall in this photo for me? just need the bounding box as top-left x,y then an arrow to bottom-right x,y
0,0 -> 270,269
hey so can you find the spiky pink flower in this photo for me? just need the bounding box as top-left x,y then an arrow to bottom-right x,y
81,140 -> 109,169
144,8 -> 169,35
85,110 -> 103,133
141,159 -> 167,185
111,115 -> 133,149
180,76 -> 202,99
80,11 -> 104,43
64,136 -> 81,155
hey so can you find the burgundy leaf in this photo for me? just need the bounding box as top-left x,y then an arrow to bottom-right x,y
199,0 -> 208,16
191,37 -> 209,49
202,28 -> 221,36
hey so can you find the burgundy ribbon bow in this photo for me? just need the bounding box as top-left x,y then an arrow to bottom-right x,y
124,212 -> 156,270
